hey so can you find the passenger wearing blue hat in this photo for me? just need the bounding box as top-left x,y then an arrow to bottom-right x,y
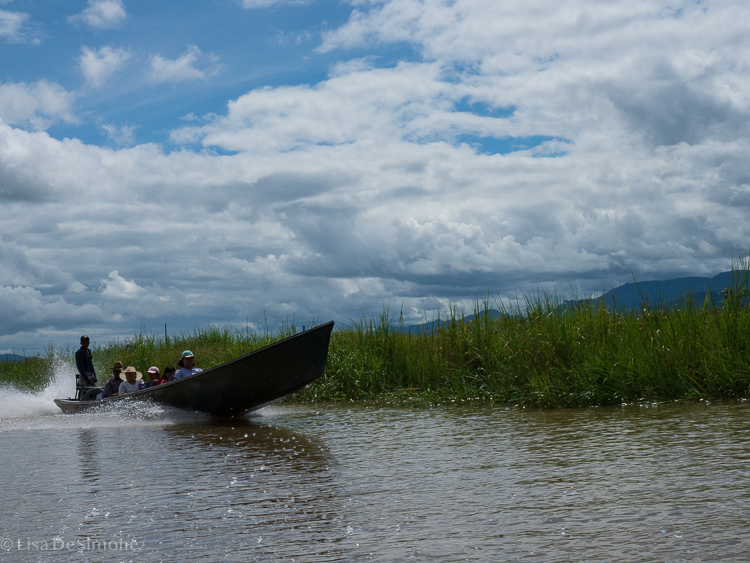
173,350 -> 203,380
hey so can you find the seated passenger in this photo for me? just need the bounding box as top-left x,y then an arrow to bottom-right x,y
161,366 -> 176,384
103,361 -> 125,397
173,351 -> 203,380
118,367 -> 143,394
144,366 -> 161,388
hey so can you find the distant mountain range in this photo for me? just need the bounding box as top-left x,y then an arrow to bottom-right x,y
569,270 -> 745,312
0,353 -> 26,363
400,270 -> 745,332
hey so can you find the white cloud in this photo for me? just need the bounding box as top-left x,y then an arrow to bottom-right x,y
274,29 -> 312,46
68,0 -> 126,29
174,61 -> 473,153
0,80 -> 76,130
0,235 -> 77,288
0,9 -> 25,35
0,8 -> 33,43
0,285 -> 110,334
78,46 -> 131,88
149,45 -> 221,83
101,271 -> 147,299
168,125 -> 202,145
0,235 -> 102,335
99,122 -> 137,145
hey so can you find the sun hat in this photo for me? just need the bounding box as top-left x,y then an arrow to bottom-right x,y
123,366 -> 143,381
147,366 -> 160,375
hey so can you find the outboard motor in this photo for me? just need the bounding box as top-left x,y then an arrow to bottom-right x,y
75,374 -> 103,401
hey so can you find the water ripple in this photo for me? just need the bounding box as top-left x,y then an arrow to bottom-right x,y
0,402 -> 749,561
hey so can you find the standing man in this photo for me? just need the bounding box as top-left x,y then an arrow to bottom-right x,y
75,335 -> 97,386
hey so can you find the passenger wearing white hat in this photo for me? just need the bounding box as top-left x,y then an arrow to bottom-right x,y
118,366 -> 143,394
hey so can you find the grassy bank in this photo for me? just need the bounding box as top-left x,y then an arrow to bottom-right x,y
4,271 -> 750,408
302,296 -> 750,407
0,355 -> 52,391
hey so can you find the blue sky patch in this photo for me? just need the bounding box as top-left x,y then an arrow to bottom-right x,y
458,134 -> 568,156
453,98 -> 514,118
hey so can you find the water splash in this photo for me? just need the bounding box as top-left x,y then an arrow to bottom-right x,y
0,351 -> 75,420
0,352 -> 210,431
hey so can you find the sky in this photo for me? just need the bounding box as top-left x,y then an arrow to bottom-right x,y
2,0 -> 750,354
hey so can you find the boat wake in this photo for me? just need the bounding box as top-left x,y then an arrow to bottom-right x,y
0,355 -> 210,432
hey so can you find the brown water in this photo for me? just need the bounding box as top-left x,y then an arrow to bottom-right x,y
1,395 -> 749,562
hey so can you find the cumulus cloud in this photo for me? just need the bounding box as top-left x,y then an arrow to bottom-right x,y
149,45 -> 222,83
101,271 -> 147,299
0,285 -> 111,335
173,60 -> 526,153
78,46 -> 131,88
0,236 -> 101,335
99,122 -> 137,145
0,236 -> 78,288
316,0 -> 750,149
0,8 -> 40,44
0,80 -> 76,130
68,0 -> 126,29
0,159 -> 52,202
0,9 -> 27,41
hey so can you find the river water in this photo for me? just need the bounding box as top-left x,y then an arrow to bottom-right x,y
1,374 -> 749,562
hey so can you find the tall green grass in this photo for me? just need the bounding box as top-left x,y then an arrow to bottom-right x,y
297,261 -> 750,407
0,355 -> 52,391
4,266 -> 750,408
296,291 -> 750,407
94,323 -> 298,380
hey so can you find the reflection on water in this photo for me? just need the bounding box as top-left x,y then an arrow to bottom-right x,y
0,400 -> 749,561
76,430 -> 100,494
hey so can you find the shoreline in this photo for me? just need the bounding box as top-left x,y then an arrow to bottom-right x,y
4,286 -> 750,408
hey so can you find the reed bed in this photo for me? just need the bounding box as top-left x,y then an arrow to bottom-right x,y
4,269 -> 750,408
0,355 -> 51,391
95,323 -> 296,381
296,291 -> 750,407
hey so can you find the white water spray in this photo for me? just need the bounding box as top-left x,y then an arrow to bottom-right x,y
0,352 -> 215,431
0,352 -> 75,420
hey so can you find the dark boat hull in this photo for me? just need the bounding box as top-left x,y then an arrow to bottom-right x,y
54,321 -> 334,416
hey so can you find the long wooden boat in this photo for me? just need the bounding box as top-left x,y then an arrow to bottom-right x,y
54,321 -> 334,416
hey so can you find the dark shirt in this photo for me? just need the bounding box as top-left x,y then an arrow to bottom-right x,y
75,346 -> 96,383
103,377 -> 122,396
